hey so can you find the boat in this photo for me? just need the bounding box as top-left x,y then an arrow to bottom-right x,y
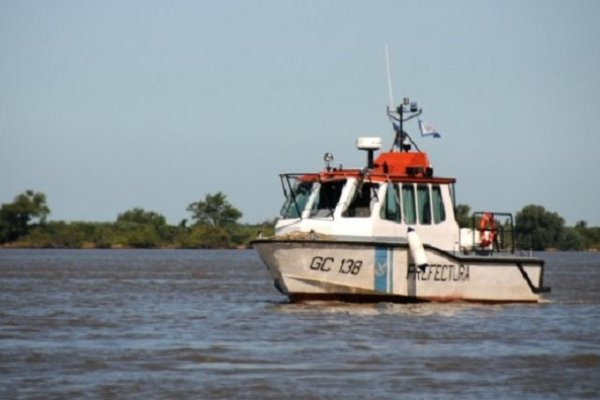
252,97 -> 551,303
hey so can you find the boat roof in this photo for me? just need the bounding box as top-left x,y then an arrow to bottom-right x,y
284,150 -> 456,184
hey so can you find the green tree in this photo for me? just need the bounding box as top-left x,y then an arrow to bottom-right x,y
187,192 -> 242,227
125,225 -> 161,248
574,220 -> 600,250
455,204 -> 471,228
515,204 -> 565,250
116,208 -> 170,245
180,225 -> 230,248
0,190 -> 50,243
117,208 -> 166,227
90,223 -> 115,248
559,228 -> 584,251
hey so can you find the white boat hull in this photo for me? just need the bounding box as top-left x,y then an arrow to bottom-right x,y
253,238 -> 549,303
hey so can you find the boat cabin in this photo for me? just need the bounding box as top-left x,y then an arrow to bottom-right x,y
276,142 -> 461,251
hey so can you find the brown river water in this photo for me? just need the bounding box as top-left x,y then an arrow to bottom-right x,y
1,249 -> 599,399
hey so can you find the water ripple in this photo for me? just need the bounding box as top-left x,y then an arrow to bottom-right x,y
1,249 -> 599,399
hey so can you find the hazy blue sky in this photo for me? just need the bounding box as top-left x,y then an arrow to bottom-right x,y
1,0 -> 599,225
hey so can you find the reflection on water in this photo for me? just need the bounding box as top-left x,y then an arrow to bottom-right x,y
1,249 -> 599,399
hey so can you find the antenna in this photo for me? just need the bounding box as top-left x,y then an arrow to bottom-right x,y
385,44 -> 395,110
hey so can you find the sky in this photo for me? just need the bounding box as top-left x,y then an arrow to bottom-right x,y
1,0 -> 599,226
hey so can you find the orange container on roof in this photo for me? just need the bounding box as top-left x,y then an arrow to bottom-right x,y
373,151 -> 430,175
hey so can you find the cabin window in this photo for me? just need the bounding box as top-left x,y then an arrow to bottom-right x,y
343,182 -> 379,218
432,185 -> 446,223
310,179 -> 346,218
381,183 -> 401,222
417,185 -> 432,224
402,184 -> 416,224
280,181 -> 314,219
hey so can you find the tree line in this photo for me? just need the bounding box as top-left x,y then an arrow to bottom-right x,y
455,204 -> 600,251
1,190 -> 599,250
0,191 -> 273,249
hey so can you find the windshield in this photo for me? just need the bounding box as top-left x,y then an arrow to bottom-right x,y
343,182 -> 379,218
280,180 -> 314,219
310,180 -> 346,218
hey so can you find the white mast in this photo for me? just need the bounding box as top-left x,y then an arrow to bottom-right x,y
385,44 -> 395,110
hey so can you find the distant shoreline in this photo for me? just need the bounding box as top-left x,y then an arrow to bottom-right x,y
0,242 -> 251,250
1,243 -> 597,252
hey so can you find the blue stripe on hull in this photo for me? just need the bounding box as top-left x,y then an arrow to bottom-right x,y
375,247 -> 393,293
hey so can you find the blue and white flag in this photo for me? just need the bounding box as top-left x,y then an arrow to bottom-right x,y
418,119 -> 441,138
